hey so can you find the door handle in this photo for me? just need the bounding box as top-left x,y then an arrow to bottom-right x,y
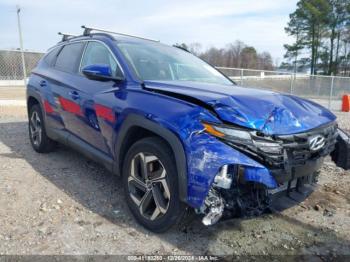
68,91 -> 80,100
39,80 -> 47,87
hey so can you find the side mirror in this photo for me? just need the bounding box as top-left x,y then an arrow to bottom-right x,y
82,64 -> 123,82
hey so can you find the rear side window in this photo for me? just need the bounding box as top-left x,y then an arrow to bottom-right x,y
55,42 -> 85,73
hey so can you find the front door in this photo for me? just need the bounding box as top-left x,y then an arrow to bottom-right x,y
75,41 -> 125,155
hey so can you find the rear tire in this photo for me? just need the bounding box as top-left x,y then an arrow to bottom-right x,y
122,137 -> 186,232
28,104 -> 56,153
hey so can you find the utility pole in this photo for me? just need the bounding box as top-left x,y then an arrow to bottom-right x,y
16,5 -> 27,86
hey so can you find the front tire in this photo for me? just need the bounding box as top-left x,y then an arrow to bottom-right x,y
28,104 -> 56,153
123,137 -> 185,232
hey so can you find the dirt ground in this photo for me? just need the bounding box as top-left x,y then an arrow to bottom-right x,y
0,104 -> 349,259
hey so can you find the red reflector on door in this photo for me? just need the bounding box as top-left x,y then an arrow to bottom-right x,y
43,100 -> 54,114
94,104 -> 116,123
58,96 -> 83,116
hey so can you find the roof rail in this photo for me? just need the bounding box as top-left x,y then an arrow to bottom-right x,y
58,32 -> 77,41
81,25 -> 159,42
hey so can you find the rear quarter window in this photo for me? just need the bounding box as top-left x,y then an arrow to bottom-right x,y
54,42 -> 85,74
43,47 -> 61,66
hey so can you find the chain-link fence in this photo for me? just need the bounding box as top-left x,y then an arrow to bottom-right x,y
0,49 -> 44,86
1,50 -> 349,111
217,67 -> 350,111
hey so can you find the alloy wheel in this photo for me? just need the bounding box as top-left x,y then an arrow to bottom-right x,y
30,111 -> 42,146
127,152 -> 171,221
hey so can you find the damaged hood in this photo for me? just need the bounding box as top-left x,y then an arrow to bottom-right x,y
144,80 -> 337,135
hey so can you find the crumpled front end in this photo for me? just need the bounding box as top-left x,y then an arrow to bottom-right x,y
181,110 -> 341,225
143,80 -> 337,135
144,81 -> 348,226
186,131 -> 277,226
185,131 -> 277,206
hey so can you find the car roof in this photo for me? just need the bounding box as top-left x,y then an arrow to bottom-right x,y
53,33 -> 157,48
47,32 -> 173,54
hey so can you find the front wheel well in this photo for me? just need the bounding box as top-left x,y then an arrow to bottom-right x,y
114,115 -> 187,202
118,126 -> 174,175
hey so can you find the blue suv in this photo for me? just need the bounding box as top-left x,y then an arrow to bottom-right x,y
27,26 -> 349,232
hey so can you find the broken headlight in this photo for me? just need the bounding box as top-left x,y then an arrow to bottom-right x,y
202,122 -> 283,155
253,140 -> 283,154
202,122 -> 252,144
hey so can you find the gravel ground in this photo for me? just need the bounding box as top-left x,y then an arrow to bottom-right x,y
0,105 -> 349,258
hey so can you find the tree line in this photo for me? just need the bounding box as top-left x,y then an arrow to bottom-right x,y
175,41 -> 275,71
283,0 -> 350,76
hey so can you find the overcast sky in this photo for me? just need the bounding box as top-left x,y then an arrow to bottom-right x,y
0,0 -> 298,62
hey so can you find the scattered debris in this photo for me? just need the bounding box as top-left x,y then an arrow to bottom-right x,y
314,204 -> 322,211
323,208 -> 335,217
300,204 -> 308,210
52,204 -> 60,210
282,244 -> 289,249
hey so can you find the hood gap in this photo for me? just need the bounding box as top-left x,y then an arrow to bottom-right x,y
143,85 -> 220,119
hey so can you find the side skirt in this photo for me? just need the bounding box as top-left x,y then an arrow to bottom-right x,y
47,127 -> 114,173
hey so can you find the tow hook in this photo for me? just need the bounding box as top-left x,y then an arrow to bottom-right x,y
201,189 -> 224,226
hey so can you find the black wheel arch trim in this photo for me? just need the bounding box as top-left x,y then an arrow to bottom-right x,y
114,114 -> 188,203
26,89 -> 43,113
26,89 -> 49,130
26,89 -> 60,141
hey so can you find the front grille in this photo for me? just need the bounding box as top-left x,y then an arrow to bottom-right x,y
225,122 -> 338,173
224,122 -> 338,184
264,122 -> 338,168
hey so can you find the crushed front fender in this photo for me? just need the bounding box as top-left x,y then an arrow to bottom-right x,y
185,132 -> 277,208
172,108 -> 277,208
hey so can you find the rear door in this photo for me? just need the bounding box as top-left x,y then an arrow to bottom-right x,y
50,42 -> 86,137
33,46 -> 63,131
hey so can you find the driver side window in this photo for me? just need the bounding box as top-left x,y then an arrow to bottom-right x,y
80,41 -> 123,78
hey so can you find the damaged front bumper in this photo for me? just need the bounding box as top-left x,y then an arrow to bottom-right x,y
193,125 -> 350,226
198,165 -> 320,226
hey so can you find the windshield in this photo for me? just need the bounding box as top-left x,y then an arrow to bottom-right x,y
117,42 -> 233,85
